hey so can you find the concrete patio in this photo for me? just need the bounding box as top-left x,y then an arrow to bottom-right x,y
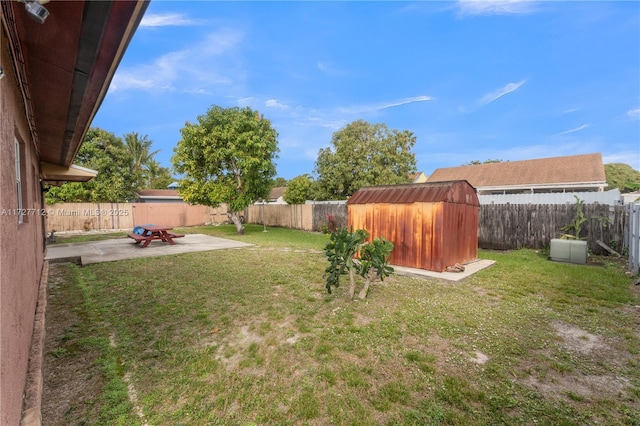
45,233 -> 495,282
45,233 -> 254,265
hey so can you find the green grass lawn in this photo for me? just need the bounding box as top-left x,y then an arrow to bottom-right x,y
45,225 -> 640,425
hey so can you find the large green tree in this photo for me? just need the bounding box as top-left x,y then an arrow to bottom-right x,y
604,163 -> 640,193
45,128 -> 138,203
273,177 -> 288,187
314,120 -> 417,199
283,174 -> 313,204
172,105 -> 279,234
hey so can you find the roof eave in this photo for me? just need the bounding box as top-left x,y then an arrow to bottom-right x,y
2,0 -> 149,167
40,161 -> 98,185
477,181 -> 608,192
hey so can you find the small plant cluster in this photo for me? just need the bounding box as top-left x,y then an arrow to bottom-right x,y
323,228 -> 394,300
321,214 -> 337,235
559,195 -> 610,240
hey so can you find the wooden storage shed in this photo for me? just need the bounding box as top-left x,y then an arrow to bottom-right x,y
347,180 -> 479,272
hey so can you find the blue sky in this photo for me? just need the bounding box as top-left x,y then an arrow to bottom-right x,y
93,0 -> 640,180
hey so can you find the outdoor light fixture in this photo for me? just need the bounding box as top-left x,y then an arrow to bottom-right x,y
24,0 -> 50,24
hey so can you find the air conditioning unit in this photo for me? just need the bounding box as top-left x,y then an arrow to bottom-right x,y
550,239 -> 587,264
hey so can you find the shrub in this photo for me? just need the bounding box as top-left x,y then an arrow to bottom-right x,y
323,228 -> 394,300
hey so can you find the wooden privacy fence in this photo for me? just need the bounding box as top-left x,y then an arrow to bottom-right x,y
45,202 -> 228,232
246,203 -> 628,255
478,204 -> 627,255
48,201 -> 634,264
249,203 -> 629,257
46,202 -> 349,233
245,203 -> 348,232
245,204 -> 312,230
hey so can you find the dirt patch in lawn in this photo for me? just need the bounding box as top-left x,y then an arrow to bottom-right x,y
518,320 -> 635,407
552,320 -> 606,354
522,374 -> 630,401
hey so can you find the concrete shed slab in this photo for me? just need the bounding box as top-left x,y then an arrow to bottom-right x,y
392,259 -> 496,282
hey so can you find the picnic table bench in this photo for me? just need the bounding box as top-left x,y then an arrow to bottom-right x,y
127,224 -> 184,248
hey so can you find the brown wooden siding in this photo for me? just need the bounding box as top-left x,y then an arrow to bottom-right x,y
348,181 -> 479,272
440,202 -> 479,270
349,201 -> 478,272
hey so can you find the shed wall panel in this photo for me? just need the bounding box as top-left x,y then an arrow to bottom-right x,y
429,202 -> 445,271
348,180 -> 479,273
348,201 -> 478,272
440,203 -> 478,270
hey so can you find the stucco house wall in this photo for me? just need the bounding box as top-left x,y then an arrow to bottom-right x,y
1,2 -> 148,424
0,32 -> 46,426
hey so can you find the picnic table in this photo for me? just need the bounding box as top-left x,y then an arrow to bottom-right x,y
127,225 -> 185,248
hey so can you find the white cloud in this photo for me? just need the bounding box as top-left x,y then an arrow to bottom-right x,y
627,108 -> 640,119
338,95 -> 433,114
110,28 -> 243,93
558,124 -> 590,135
187,88 -> 213,95
140,13 -> 199,27
303,116 -> 349,131
237,97 -> 256,106
109,75 -> 156,91
317,61 -> 348,77
479,80 -> 526,105
603,152 -> 640,170
266,99 -> 289,109
456,0 -> 535,16
379,96 -> 434,110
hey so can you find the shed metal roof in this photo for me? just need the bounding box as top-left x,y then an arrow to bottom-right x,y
347,180 -> 479,206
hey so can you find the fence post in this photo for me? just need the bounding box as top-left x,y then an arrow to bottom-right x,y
628,203 -> 640,275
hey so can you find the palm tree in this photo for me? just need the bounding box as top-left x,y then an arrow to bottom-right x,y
145,160 -> 173,189
123,132 -> 160,189
123,132 -> 159,173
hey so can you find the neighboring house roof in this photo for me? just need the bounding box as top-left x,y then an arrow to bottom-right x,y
428,153 -> 606,192
2,0 -> 149,168
409,172 -> 428,183
268,186 -> 287,200
136,189 -> 182,201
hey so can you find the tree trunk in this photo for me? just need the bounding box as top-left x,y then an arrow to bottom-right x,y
358,280 -> 370,300
227,211 -> 245,235
348,269 -> 356,301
